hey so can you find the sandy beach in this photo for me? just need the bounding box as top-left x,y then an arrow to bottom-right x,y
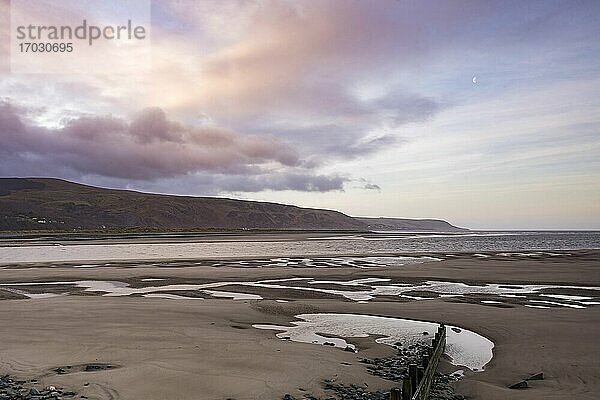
1,248 -> 599,399
2,0 -> 599,398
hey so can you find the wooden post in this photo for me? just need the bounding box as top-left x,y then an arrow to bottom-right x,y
409,364 -> 418,392
402,378 -> 412,400
390,387 -> 401,400
395,324 -> 447,400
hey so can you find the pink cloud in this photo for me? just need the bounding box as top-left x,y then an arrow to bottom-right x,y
0,104 -> 300,180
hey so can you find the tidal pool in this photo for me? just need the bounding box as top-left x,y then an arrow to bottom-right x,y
2,278 -> 599,309
253,313 -> 494,371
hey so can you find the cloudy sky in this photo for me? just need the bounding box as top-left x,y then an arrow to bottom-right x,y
1,0 -> 599,229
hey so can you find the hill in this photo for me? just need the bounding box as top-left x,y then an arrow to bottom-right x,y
0,178 -> 467,232
0,178 -> 366,231
356,217 -> 467,232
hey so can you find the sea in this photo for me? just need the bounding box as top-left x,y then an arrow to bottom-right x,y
0,231 -> 598,264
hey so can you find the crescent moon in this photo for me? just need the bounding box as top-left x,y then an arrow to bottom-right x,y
472,76 -> 477,84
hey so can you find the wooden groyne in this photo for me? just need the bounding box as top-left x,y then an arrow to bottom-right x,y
390,324 -> 447,400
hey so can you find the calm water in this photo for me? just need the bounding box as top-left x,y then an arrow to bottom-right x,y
0,231 -> 598,263
253,313 -> 494,371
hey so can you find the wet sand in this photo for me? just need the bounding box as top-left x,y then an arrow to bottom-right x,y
0,250 -> 599,399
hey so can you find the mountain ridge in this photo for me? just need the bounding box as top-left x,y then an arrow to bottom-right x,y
356,216 -> 467,232
0,178 -> 466,232
0,178 -> 365,231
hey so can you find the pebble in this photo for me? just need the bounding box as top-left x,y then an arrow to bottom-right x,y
0,374 -> 76,400
278,341 -> 465,400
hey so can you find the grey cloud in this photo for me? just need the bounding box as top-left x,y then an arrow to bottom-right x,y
0,103 -> 298,179
0,103 -> 352,193
347,135 -> 400,157
373,93 -> 445,125
260,124 -> 404,162
236,89 -> 442,162
207,172 -> 349,193
50,171 -> 349,196
283,84 -> 445,125
354,178 -> 381,191
362,183 -> 381,190
113,172 -> 370,196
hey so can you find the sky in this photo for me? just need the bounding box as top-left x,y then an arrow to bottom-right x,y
0,0 -> 599,229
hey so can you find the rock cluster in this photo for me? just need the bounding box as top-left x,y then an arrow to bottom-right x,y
281,341 -> 465,400
429,373 -> 464,400
0,375 -> 75,400
359,342 -> 429,381
322,382 -> 388,400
